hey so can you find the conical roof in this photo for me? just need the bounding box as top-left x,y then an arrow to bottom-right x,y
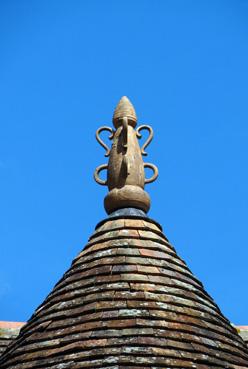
1,97 -> 248,368
1,216 -> 248,368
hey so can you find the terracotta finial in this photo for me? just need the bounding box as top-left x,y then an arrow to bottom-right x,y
94,96 -> 158,214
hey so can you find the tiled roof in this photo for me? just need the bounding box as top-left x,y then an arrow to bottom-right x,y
0,322 -> 25,356
1,216 -> 248,368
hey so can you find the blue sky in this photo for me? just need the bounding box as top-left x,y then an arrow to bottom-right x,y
0,0 -> 248,324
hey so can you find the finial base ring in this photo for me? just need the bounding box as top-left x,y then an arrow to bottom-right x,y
104,185 -> 150,214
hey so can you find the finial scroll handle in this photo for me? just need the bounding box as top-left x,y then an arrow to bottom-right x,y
94,164 -> 108,185
144,163 -> 158,184
96,126 -> 114,157
136,125 -> 153,156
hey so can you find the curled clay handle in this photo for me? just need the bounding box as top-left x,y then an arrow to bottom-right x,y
94,164 -> 108,186
96,126 -> 114,157
136,125 -> 154,156
144,163 -> 158,184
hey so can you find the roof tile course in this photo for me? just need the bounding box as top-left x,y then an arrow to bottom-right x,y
0,217 -> 248,368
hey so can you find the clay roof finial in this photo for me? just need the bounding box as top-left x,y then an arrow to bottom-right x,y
94,96 -> 158,214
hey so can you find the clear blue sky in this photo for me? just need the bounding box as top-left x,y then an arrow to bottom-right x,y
0,0 -> 247,324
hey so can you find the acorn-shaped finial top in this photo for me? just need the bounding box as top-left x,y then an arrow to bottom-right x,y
113,96 -> 137,128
